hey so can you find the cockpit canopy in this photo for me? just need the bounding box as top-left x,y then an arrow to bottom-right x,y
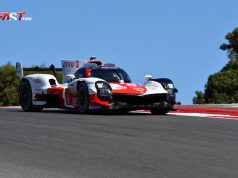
90,68 -> 131,83
74,67 -> 131,83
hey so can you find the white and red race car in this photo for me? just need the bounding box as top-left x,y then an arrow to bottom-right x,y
16,57 -> 178,114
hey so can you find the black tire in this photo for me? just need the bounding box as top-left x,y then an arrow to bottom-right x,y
150,109 -> 169,115
19,80 -> 43,112
77,82 -> 89,113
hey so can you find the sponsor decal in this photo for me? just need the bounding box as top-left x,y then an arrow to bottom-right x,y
63,61 -> 80,68
134,87 -> 145,92
61,60 -> 86,83
65,92 -> 76,105
110,84 -> 126,90
0,11 -> 32,21
110,83 -> 147,94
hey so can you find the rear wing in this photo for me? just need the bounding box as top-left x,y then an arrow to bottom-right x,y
16,60 -> 86,83
16,62 -> 62,79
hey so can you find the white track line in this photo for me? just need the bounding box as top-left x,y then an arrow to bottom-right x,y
0,106 -> 21,109
168,112 -> 238,120
168,112 -> 230,117
132,110 -> 238,120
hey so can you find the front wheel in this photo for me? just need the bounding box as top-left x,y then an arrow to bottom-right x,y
150,108 -> 169,115
77,82 -> 89,114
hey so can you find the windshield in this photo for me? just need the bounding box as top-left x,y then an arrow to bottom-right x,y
90,68 -> 131,83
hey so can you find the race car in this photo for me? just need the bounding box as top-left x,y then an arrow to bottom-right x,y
16,57 -> 178,114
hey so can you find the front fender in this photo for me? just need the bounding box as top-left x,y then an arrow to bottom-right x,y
144,80 -> 168,94
67,77 -> 107,95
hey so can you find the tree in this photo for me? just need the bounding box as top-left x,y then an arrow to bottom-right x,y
220,28 -> 238,60
193,91 -> 205,104
0,63 -> 20,106
204,63 -> 238,103
193,28 -> 238,104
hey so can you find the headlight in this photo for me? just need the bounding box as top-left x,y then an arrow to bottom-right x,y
96,83 -> 104,89
95,81 -> 112,101
95,81 -> 111,90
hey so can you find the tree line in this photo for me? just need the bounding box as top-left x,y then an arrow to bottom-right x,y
0,63 -> 20,106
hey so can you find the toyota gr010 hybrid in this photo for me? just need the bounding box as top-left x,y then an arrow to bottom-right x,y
16,57 -> 178,114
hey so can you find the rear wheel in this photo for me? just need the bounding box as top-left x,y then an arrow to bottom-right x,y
77,82 -> 89,113
19,80 -> 43,112
150,108 -> 169,115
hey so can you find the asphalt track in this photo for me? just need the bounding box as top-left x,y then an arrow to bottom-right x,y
0,108 -> 238,178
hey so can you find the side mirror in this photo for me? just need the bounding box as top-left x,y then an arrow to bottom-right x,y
144,75 -> 152,81
175,88 -> 178,93
66,74 -> 75,83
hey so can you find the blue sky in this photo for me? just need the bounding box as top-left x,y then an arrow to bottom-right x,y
0,0 -> 238,104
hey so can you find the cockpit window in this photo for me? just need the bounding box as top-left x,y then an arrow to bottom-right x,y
90,68 -> 131,83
